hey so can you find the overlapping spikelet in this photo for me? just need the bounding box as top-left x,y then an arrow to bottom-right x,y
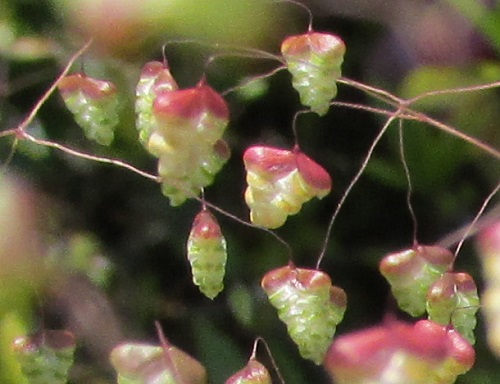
261,265 -> 346,364
281,32 -> 345,116
58,73 -> 120,145
243,146 -> 331,228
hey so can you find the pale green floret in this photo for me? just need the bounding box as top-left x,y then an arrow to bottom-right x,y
286,50 -> 344,116
63,90 -> 119,146
267,284 -> 345,364
187,237 -> 227,299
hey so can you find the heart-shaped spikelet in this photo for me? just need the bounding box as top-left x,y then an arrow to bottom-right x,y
261,264 -> 346,364
150,81 -> 230,206
380,245 -> 455,316
281,32 -> 345,116
110,342 -> 207,384
187,208 -> 227,299
58,73 -> 120,145
426,272 -> 479,344
324,319 -> 475,384
243,146 -> 331,228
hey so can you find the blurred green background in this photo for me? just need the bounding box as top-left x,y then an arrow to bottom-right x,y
0,0 -> 499,383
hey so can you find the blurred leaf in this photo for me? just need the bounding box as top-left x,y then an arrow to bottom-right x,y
0,313 -> 29,384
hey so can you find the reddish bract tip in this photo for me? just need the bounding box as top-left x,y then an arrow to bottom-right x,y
429,272 -> 477,302
243,146 -> 331,191
140,61 -> 167,77
58,73 -> 116,99
190,210 -> 222,239
261,265 -> 332,293
281,32 -> 345,56
413,320 -> 475,368
296,151 -> 332,191
225,359 -> 270,384
153,84 -> 228,120
243,146 -> 296,180
415,245 -> 455,267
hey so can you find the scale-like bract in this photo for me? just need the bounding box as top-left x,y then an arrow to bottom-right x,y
225,359 -> 271,384
324,319 -> 475,384
187,208 -> 227,299
150,82 -> 230,206
243,146 -> 331,229
13,330 -> 76,384
281,32 -> 345,116
426,272 -> 479,344
477,221 -> 500,359
110,342 -> 207,384
380,245 -> 455,316
135,61 -> 178,146
58,73 -> 119,145
261,265 -> 347,364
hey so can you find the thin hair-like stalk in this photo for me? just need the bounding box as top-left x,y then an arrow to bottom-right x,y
454,181 -> 500,259
315,110 -> 401,269
398,119 -> 418,245
253,336 -> 286,384
221,65 -> 286,96
291,109 -> 312,147
20,132 -> 159,182
198,197 -> 294,262
275,0 -> 314,31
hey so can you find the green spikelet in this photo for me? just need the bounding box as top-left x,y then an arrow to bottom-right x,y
150,80 -> 230,206
261,265 -> 347,364
243,146 -> 332,229
110,342 -> 207,384
379,245 -> 455,316
58,73 -> 119,145
281,32 -> 345,116
135,61 -> 178,146
225,359 -> 271,384
12,330 -> 76,384
187,208 -> 227,299
426,272 -> 480,344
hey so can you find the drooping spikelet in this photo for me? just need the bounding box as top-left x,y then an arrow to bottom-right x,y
110,342 -> 207,384
135,61 -> 178,146
379,245 -> 455,316
426,272 -> 480,344
281,32 -> 345,116
324,319 -> 475,384
261,264 -> 347,364
187,208 -> 227,299
225,359 -> 271,384
58,73 -> 120,145
150,81 -> 230,206
243,146 -> 331,229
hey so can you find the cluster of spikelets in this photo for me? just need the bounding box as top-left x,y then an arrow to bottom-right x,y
136,62 -> 231,206
53,29 -> 482,384
380,245 -> 480,344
